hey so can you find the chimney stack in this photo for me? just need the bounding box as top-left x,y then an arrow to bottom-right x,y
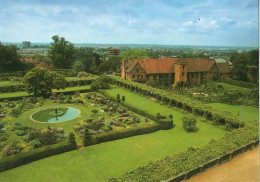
128,53 -> 131,61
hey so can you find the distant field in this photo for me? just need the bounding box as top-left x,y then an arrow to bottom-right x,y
207,103 -> 259,121
0,86 -> 226,182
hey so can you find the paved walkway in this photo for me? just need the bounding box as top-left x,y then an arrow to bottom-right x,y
187,147 -> 259,182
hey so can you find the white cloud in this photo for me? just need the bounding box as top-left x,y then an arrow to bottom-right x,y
183,21 -> 193,26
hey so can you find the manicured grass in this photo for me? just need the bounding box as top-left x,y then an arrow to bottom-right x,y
0,92 -> 31,99
207,103 -> 259,121
0,86 -> 227,182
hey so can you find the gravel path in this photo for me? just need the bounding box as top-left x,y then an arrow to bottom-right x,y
187,147 -> 259,182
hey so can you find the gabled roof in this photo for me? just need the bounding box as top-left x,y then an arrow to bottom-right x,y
216,62 -> 231,73
125,58 -> 216,74
186,59 -> 215,72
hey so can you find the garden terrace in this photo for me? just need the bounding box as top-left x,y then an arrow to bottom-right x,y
0,75 -> 98,93
110,76 -> 246,130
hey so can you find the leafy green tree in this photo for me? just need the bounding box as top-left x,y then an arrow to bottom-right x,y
220,89 -> 243,105
48,35 -> 75,69
122,96 -> 125,101
75,48 -> 97,73
248,50 -> 259,83
230,53 -> 250,81
73,60 -> 86,74
23,67 -> 66,97
182,115 -> 197,132
0,43 -> 26,71
120,48 -> 149,60
98,55 -> 121,73
90,75 -> 112,91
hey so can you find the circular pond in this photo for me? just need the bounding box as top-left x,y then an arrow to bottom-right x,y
31,107 -> 81,123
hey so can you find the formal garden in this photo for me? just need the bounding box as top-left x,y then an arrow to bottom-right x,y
0,71 -> 258,182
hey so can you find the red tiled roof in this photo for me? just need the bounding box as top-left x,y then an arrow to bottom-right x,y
186,58 -> 215,72
216,62 -> 231,73
20,58 -> 54,69
126,58 -> 215,73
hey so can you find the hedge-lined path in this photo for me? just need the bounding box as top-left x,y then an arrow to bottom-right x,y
187,147 -> 259,182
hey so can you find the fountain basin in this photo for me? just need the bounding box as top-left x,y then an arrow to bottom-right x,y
31,107 -> 80,123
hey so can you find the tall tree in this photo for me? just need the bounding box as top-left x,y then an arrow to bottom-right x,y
0,43 -> 25,71
48,35 -> 75,69
98,55 -> 121,73
75,48 -> 96,73
231,53 -> 250,81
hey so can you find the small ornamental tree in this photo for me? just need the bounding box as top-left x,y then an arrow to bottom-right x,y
68,132 -> 76,146
23,67 -> 66,97
122,96 -> 125,101
83,129 -> 91,146
116,94 -> 120,100
182,115 -> 197,132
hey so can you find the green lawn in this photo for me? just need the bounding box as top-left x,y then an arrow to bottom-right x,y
207,103 -> 259,121
0,86 -> 227,182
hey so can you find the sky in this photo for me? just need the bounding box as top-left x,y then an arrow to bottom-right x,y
0,0 -> 258,47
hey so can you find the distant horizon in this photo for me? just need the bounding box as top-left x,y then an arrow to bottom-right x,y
2,42 -> 258,49
0,0 -> 258,47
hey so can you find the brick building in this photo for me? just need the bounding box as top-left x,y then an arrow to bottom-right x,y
20,58 -> 54,69
121,57 -> 231,85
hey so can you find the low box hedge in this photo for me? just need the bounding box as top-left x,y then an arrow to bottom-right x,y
223,78 -> 256,89
84,123 -> 161,146
0,142 -> 77,172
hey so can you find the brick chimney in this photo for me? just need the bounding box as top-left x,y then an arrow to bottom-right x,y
121,59 -> 126,79
128,53 -> 131,61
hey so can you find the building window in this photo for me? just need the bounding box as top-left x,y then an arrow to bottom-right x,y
137,74 -> 140,78
136,69 -> 139,73
132,75 -> 135,79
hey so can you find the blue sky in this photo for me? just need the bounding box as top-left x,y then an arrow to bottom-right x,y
0,0 -> 258,46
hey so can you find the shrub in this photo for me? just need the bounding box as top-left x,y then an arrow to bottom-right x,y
77,71 -> 87,77
122,96 -> 125,102
68,132 -> 76,146
182,115 -> 197,132
83,129 -> 92,146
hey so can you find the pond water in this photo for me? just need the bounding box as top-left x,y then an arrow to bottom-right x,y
31,107 -> 81,123
48,107 -> 80,123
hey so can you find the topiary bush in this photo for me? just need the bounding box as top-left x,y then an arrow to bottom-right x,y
182,115 -> 197,132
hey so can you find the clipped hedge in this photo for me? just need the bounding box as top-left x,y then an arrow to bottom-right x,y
107,121 -> 259,182
0,141 -> 77,172
84,123 -> 161,146
0,76 -> 98,94
109,76 -> 244,130
223,78 -> 256,89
